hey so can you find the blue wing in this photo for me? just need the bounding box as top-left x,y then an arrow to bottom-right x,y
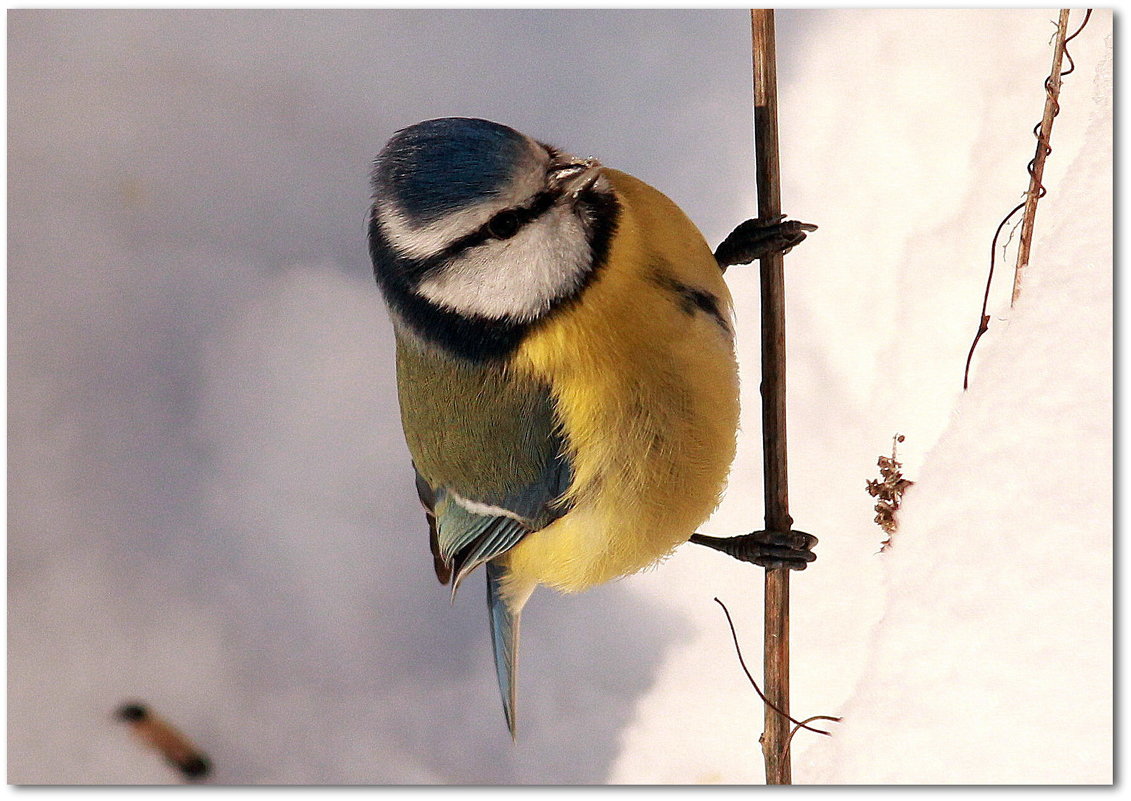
398,335 -> 572,592
413,443 -> 571,596
414,471 -> 533,597
397,334 -> 572,737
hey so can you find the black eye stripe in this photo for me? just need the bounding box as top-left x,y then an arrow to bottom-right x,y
442,188 -> 563,256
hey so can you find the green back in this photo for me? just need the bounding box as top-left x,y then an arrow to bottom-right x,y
395,332 -> 568,524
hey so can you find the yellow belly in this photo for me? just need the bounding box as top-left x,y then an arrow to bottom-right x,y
502,169 -> 740,597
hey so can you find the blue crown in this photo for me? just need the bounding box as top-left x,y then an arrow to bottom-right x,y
373,118 -> 530,224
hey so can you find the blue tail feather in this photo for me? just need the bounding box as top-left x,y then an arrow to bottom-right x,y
486,561 -> 520,739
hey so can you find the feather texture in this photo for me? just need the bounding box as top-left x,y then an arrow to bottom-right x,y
398,331 -> 573,598
502,168 -> 740,594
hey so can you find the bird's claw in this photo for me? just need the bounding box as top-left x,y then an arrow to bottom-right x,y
714,214 -> 818,268
689,529 -> 818,571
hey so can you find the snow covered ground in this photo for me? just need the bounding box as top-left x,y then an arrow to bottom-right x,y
7,8 -> 1113,787
807,33 -> 1114,783
611,9 -> 1113,785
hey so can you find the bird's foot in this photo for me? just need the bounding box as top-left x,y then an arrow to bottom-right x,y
689,529 -> 817,570
714,214 -> 818,269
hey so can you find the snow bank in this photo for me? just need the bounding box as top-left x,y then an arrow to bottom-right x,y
807,32 -> 1113,784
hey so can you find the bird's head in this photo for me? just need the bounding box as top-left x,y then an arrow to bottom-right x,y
368,118 -> 618,359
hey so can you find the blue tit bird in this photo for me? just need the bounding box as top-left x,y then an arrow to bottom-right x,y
367,117 -> 816,737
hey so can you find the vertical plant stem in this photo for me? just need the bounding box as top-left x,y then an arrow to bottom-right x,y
750,8 -> 792,786
1012,8 -> 1071,305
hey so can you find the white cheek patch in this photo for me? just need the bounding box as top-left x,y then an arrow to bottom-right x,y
416,206 -> 591,322
374,199 -> 493,260
375,137 -> 551,262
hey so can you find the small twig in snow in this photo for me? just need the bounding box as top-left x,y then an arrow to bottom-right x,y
782,715 -> 843,759
713,597 -> 833,736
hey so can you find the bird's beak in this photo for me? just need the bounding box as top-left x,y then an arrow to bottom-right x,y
549,157 -> 603,197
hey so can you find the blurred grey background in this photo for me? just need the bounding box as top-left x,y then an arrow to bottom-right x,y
8,8 -> 787,783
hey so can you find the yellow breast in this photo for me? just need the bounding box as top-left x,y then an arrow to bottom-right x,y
502,169 -> 740,597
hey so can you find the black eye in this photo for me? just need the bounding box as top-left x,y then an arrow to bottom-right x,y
487,210 -> 521,240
